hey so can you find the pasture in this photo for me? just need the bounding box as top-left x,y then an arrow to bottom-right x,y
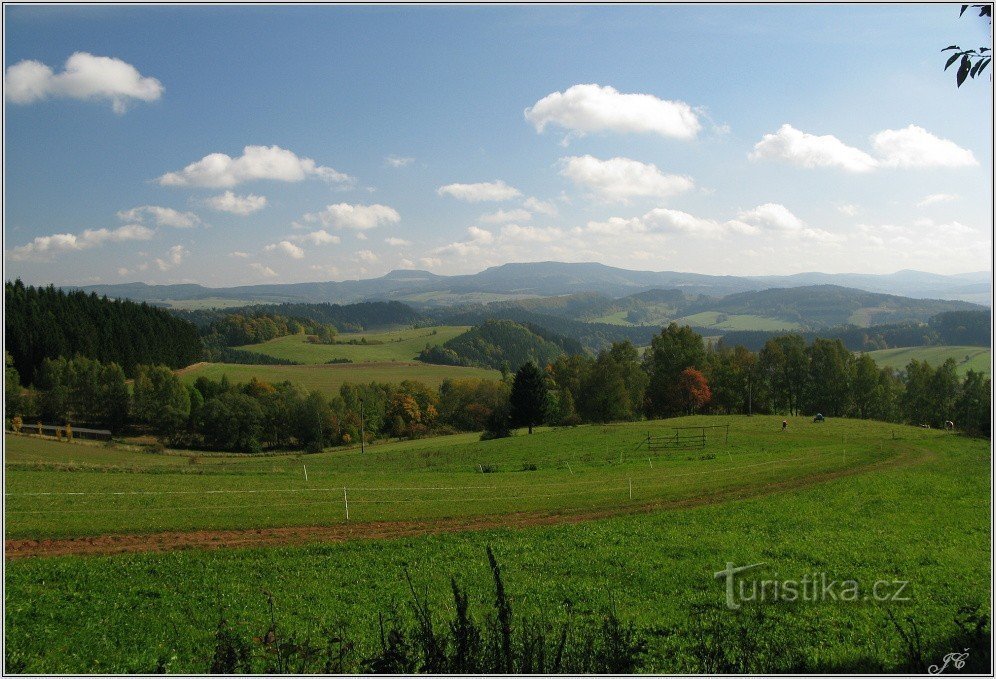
865,345 -> 991,377
3,417 -> 989,673
236,326 -> 471,364
176,361 -> 499,394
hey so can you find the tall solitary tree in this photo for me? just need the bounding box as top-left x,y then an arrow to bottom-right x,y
509,362 -> 547,434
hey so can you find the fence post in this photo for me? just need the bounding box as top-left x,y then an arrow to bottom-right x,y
343,486 -> 349,522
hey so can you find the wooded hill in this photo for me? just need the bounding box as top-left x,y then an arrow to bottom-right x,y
418,320 -> 581,370
174,301 -> 424,333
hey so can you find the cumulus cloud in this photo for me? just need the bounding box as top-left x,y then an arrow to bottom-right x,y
5,51 -> 163,113
385,237 -> 411,246
871,125 -> 977,168
523,197 -> 558,216
155,245 -> 188,271
479,208 -> 532,224
500,224 -> 564,243
837,203 -> 859,217
8,224 -> 154,260
264,240 -> 305,259
356,249 -> 378,263
752,123 -> 977,172
916,193 -> 959,208
250,262 -> 278,278
466,226 -> 495,244
291,229 -> 340,246
524,83 -> 701,140
204,191 -> 267,215
736,203 -> 839,242
158,145 -> 352,188
750,124 -> 879,173
303,203 -> 401,230
385,155 -> 414,167
437,180 -> 521,202
117,205 -> 200,228
560,155 -> 694,203
583,208 -> 757,239
230,251 -> 250,258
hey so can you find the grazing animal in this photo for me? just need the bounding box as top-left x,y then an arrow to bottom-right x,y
813,413 -> 825,423
945,420 -> 955,430
782,420 -> 788,431
920,423 -> 931,429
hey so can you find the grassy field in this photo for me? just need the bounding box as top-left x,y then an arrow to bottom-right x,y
3,417 -> 989,673
176,361 -> 500,394
236,326 -> 471,364
865,346 -> 991,377
672,311 -> 802,331
4,416 -> 900,539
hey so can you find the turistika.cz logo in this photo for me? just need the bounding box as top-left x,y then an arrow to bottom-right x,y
714,562 -> 911,610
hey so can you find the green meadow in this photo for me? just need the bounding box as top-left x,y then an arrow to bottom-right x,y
177,361 -> 500,395
236,326 -> 472,364
865,346 -> 991,377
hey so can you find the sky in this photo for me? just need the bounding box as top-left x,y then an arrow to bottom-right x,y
3,4 -> 993,288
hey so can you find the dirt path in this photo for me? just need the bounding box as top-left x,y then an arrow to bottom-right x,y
5,447 -> 929,559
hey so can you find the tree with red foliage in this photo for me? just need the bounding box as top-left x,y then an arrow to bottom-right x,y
678,367 -> 712,414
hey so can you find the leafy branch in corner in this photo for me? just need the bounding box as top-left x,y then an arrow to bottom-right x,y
943,5 -> 992,87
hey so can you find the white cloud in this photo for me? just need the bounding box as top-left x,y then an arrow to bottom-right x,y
437,180 -> 521,202
737,203 -> 840,242
916,193 -> 959,208
204,191 -> 267,215
523,197 -> 558,216
385,155 -> 414,167
292,229 -> 341,246
304,203 -> 401,230
250,262 -> 278,278
264,240 -> 305,259
752,123 -> 977,173
155,245 -> 188,271
583,208 -> 758,239
385,237 -> 411,246
356,249 -> 378,263
524,83 -> 701,140
158,145 -> 352,188
479,208 -> 532,224
230,251 -> 250,258
750,124 -> 879,173
8,224 -> 154,260
4,52 -> 163,113
467,226 -> 494,244
560,155 -> 694,203
837,203 -> 859,217
500,224 -> 564,243
117,205 -> 200,228
871,125 -> 977,168
355,232 -> 368,240
419,257 -> 442,269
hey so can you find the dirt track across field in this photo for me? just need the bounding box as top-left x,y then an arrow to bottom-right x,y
5,447 -> 926,559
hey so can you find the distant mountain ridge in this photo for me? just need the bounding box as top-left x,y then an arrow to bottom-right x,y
67,261 -> 990,307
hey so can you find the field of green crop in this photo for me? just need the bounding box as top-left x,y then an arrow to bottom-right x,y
176,361 -> 500,394
865,346 -> 991,377
237,326 -> 471,364
3,418 -> 989,673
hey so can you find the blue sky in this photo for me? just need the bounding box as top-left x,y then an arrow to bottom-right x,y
4,4 -> 992,287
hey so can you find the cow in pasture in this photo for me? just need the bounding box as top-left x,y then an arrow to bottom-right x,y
945,420 -> 955,430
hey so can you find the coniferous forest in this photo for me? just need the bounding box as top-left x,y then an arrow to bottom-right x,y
5,279 -> 202,384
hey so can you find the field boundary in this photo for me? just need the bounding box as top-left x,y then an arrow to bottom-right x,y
4,444 -> 929,559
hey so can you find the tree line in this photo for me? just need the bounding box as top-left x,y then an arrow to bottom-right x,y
5,322 -> 989,450
500,323 -> 990,437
